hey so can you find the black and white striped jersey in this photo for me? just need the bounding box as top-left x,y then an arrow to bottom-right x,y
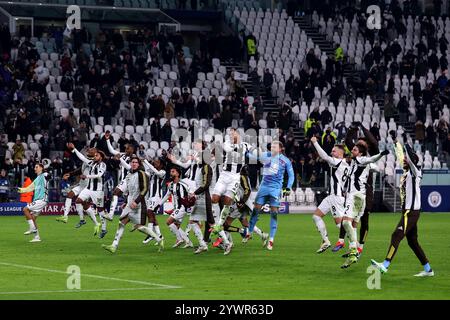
401,145 -> 422,211
346,154 -> 383,194
312,141 -> 349,197
143,160 -> 166,198
222,141 -> 250,174
86,161 -> 107,192
78,162 -> 91,189
106,138 -> 131,181
72,148 -> 106,192
161,181 -> 190,210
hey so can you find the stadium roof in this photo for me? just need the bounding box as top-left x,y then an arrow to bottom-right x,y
0,1 -> 179,25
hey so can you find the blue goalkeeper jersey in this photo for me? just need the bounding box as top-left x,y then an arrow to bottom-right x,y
33,172 -> 50,202
258,152 -> 295,191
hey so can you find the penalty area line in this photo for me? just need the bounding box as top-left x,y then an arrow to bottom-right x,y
0,261 -> 181,289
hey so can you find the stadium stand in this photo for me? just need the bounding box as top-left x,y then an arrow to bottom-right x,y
0,0 -> 449,210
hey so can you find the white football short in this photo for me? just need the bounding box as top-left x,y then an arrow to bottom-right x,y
146,196 -> 162,212
120,205 -> 145,225
344,192 -> 366,222
26,200 -> 47,216
70,185 -> 85,197
78,189 -> 105,207
317,195 -> 345,218
212,171 -> 241,199
170,206 -> 187,223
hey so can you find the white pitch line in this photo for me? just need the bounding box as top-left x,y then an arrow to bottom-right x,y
0,261 -> 181,289
0,287 -> 172,295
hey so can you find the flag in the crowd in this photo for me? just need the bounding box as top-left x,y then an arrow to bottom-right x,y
234,71 -> 248,81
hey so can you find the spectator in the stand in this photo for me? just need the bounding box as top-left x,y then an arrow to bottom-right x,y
197,96 -> 209,119
266,112 -> 276,128
128,135 -> 139,151
437,119 -> 449,154
97,131 -> 114,157
321,127 -> 337,155
134,101 -> 146,126
151,117 -> 161,140
425,123 -> 437,156
320,107 -> 333,127
164,99 -> 175,120
370,123 -> 381,141
161,121 -> 172,143
12,139 -> 25,163
117,133 -> 129,152
39,132 -> 52,159
79,109 -> 92,130
122,102 -> 136,127
263,69 -> 274,98
75,121 -> 89,147
443,133 -> 450,168
221,105 -> 233,129
415,120 -> 426,142
0,169 -> 9,202
90,133 -> 100,148
397,96 -> 409,123
309,107 -> 321,123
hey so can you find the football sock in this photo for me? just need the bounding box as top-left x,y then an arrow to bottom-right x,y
424,263 -> 432,272
112,222 -> 125,247
313,215 -> 329,242
76,203 -> 84,220
253,226 -> 263,237
339,223 -> 346,240
249,207 -> 261,233
86,208 -> 99,226
110,195 -> 119,215
168,223 -> 181,241
191,223 -> 206,247
343,220 -> 357,249
218,230 -> 230,245
212,203 -> 221,224
218,205 -> 230,226
63,198 -> 72,217
27,219 -> 35,230
184,223 -> 192,236
154,225 -> 162,237
137,226 -> 160,240
178,228 -> 190,244
226,231 -> 233,243
99,212 -> 107,231
269,210 -> 278,240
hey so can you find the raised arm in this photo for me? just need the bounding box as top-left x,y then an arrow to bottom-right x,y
405,144 -> 421,177
107,138 -> 121,156
311,137 -> 341,166
120,157 -> 131,171
143,160 -> 166,178
72,148 -> 92,165
358,150 -> 389,165
18,182 -> 35,193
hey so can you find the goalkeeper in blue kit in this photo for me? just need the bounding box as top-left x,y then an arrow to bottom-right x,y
245,141 -> 294,250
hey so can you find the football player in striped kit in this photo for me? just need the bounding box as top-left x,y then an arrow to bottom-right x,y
161,167 -> 194,249
19,162 -> 52,242
210,128 -> 250,255
217,165 -> 268,247
340,143 -> 388,268
168,140 -> 215,252
56,147 -> 96,227
371,140 -> 434,277
310,136 -> 349,253
106,136 -> 136,220
67,143 -> 108,238
103,156 -> 164,253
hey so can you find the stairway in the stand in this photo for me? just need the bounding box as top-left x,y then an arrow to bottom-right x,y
221,61 -> 304,141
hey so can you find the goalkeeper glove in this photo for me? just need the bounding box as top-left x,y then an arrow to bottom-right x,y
282,188 -> 291,197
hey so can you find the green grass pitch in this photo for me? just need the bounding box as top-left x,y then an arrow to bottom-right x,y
0,213 -> 449,300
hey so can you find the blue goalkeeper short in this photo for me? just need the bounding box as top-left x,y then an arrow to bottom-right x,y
254,186 -> 282,207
